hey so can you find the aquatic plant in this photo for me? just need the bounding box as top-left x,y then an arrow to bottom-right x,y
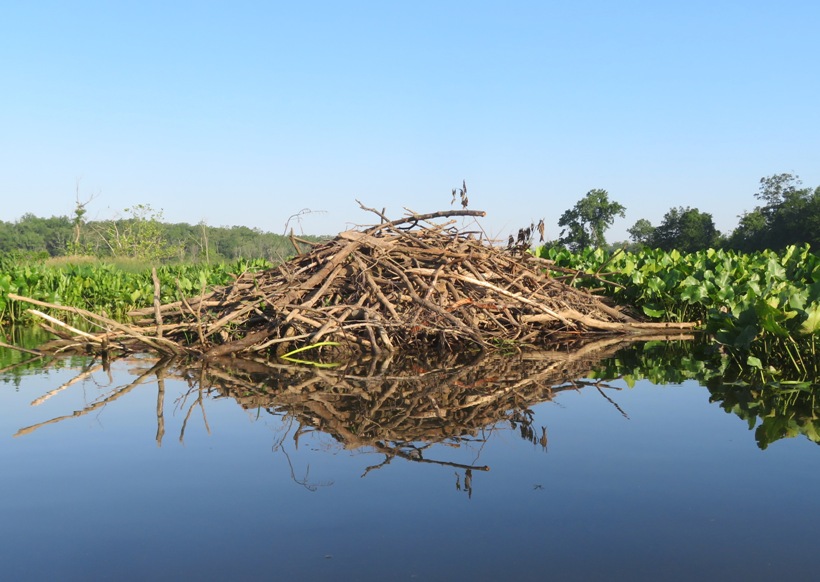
537,244 -> 820,376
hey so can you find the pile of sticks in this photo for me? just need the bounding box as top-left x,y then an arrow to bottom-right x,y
12,207 -> 695,359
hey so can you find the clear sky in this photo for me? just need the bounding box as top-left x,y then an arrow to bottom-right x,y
2,1 -> 818,242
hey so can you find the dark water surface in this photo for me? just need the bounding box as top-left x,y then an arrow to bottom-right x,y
1,347 -> 819,581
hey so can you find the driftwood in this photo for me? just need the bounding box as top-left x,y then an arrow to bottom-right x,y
9,207 -> 696,360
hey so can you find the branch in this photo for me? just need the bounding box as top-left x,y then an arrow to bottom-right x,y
356,200 -> 486,231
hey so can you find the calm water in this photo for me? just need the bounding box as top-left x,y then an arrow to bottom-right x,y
1,347 -> 819,581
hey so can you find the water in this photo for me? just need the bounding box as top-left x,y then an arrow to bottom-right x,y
1,345 -> 819,581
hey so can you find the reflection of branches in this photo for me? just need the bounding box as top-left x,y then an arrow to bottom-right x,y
557,378 -> 630,420
508,409 -> 549,451
271,414 -> 334,492
191,339 -> 645,478
455,469 -> 473,499
15,358 -> 172,437
280,447 -> 334,492
173,364 -> 217,444
362,440 -> 490,478
0,354 -> 45,375
14,337 -> 647,496
30,361 -> 105,406
156,374 -> 165,447
596,386 -> 629,419
179,388 -> 210,444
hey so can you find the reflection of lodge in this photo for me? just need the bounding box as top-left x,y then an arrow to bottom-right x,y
14,336 -> 668,474
204,338 -> 641,471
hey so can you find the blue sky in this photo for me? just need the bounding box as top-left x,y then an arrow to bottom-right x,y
2,1 -> 818,242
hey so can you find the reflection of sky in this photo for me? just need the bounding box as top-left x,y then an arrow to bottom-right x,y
1,363 -> 819,581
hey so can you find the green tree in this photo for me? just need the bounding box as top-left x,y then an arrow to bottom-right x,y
756,173 -> 802,212
727,209 -> 767,252
7,214 -> 73,256
101,204 -> 181,261
627,218 -> 655,247
558,189 -> 626,251
651,207 -> 720,252
727,173 -> 819,252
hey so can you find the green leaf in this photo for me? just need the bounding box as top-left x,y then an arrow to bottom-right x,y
800,303 -> 820,334
746,355 -> 763,369
642,305 -> 664,318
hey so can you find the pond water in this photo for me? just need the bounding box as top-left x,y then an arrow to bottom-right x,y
1,341 -> 819,581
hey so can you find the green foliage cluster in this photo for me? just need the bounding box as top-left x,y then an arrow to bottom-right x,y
624,173 -> 820,253
642,207 -> 721,252
589,341 -> 820,450
0,256 -> 272,326
557,189 -> 625,251
537,244 -> 820,377
726,173 -> 820,252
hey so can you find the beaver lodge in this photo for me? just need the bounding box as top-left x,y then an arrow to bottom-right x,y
10,205 -> 696,361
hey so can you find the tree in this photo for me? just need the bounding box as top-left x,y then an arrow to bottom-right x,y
756,173 -> 802,211
627,218 -> 655,247
651,207 -> 720,252
727,173 -> 819,252
726,209 -> 767,252
100,204 -> 181,261
557,189 -> 626,251
69,180 -> 97,255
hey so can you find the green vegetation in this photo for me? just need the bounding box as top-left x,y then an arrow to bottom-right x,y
2,172 -> 816,260
0,255 -> 272,326
537,244 -> 820,378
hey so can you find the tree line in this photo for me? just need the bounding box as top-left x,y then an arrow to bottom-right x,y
555,173 -> 819,253
0,203 -> 325,263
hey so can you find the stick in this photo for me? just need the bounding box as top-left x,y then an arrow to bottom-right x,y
0,341 -> 43,357
11,295 -> 185,355
26,310 -> 102,342
356,201 -> 486,233
152,267 -> 163,338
